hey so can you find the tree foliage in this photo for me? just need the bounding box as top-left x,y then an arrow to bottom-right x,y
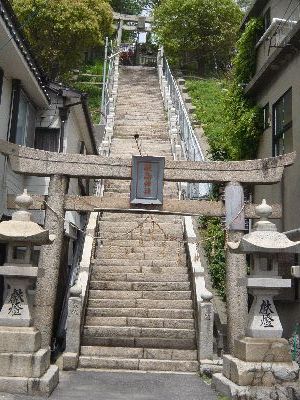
110,0 -> 152,14
154,0 -> 242,73
12,0 -> 113,78
222,18 -> 264,160
233,18 -> 264,84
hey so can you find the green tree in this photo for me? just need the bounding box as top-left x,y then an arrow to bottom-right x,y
110,0 -> 150,14
12,0 -> 113,78
154,0 -> 242,74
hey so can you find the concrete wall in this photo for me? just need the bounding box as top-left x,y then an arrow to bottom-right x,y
255,0 -> 300,72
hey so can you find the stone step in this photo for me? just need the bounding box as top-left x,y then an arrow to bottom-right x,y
90,273 -> 190,282
116,114 -> 166,120
78,356 -> 198,372
86,307 -> 194,319
114,132 -> 168,138
97,218 -> 181,225
83,326 -> 196,340
115,121 -> 167,128
88,290 -> 191,301
118,88 -> 161,92
110,139 -> 171,146
116,106 -> 165,113
98,221 -> 183,231
96,234 -> 183,244
91,266 -> 187,276
96,243 -> 185,253
94,252 -> 185,262
89,281 -> 191,291
108,149 -> 172,156
96,241 -> 185,251
116,116 -> 166,123
92,259 -> 184,268
85,316 -> 195,329
87,298 -> 193,309
0,348 -> 50,378
92,258 -> 186,268
81,336 -> 196,350
80,346 -> 197,361
96,232 -> 182,240
116,103 -> 164,109
96,240 -> 183,248
117,94 -> 162,100
116,96 -> 163,101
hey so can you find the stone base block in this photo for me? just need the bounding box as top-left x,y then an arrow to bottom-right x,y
62,352 -> 79,371
0,326 -> 41,353
0,348 -> 50,378
0,365 -> 59,396
212,373 -> 296,400
200,359 -> 223,376
223,355 -> 299,387
234,337 -> 292,363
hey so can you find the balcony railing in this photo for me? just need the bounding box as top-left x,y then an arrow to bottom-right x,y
256,17 -> 298,49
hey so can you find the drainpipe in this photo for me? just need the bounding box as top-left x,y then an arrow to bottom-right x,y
58,105 -> 70,153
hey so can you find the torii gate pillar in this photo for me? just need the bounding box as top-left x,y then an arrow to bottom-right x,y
225,182 -> 248,353
117,19 -> 124,46
34,175 -> 69,347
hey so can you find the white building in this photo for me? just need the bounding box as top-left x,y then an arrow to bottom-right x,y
0,0 -> 98,347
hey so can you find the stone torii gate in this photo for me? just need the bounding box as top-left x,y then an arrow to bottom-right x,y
0,139 -> 295,354
113,12 -> 153,46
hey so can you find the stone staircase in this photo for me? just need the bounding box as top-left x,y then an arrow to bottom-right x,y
79,67 -> 198,372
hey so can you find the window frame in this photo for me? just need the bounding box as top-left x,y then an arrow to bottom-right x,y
9,80 -> 37,147
0,68 -> 4,105
263,103 -> 270,131
272,88 -> 293,156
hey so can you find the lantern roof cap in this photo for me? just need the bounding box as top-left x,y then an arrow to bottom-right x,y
228,200 -> 300,254
0,189 -> 54,245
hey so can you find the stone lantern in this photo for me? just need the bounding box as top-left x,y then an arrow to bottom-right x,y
0,189 -> 54,327
0,189 -> 59,396
213,200 -> 300,398
228,199 -> 299,339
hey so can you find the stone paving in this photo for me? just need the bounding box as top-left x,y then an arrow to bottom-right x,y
0,371 -> 218,400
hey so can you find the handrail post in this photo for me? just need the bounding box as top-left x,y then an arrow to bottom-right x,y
100,37 -> 109,122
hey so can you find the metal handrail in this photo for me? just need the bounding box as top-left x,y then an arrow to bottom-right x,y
162,55 -> 210,199
101,39 -> 119,124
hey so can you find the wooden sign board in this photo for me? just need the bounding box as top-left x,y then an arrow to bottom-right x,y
130,156 -> 165,205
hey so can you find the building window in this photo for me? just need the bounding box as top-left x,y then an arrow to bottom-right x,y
264,8 -> 271,32
0,68 -> 3,104
263,103 -> 270,130
35,128 -> 60,152
9,80 -> 36,147
273,88 -> 292,156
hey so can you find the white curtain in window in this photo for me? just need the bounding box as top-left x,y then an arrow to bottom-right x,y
15,92 -> 36,147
